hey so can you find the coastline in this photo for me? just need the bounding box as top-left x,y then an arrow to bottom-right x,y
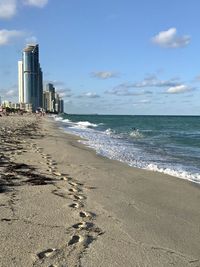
0,115 -> 200,267
54,114 -> 200,185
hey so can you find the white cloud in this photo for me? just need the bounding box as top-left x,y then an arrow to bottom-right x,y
57,89 -> 72,98
0,0 -> 48,20
6,89 -> 18,97
85,92 -> 100,98
0,0 -> 17,19
23,0 -> 49,8
105,75 -> 181,96
105,86 -> 152,96
0,29 -> 24,45
166,84 -> 193,94
91,71 -> 119,79
152,28 -> 190,48
78,92 -> 100,98
130,75 -> 179,88
0,85 -> 18,100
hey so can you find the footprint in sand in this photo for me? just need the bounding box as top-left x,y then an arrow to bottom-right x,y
69,235 -> 95,247
60,177 -> 68,181
69,202 -> 84,209
72,222 -> 94,230
49,166 -> 57,172
79,211 -> 95,218
69,203 -> 79,209
69,181 -> 78,187
69,188 -> 79,193
47,161 -> 57,166
37,248 -> 57,259
72,222 -> 84,229
73,194 -> 85,200
69,184 -> 82,192
36,147 -> 43,152
69,181 -> 84,187
79,211 -> 88,218
68,235 -> 84,246
41,154 -> 52,160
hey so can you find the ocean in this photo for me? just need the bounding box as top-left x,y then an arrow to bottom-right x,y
54,114 -> 200,184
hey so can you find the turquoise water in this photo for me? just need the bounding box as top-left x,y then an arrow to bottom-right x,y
55,115 -> 200,183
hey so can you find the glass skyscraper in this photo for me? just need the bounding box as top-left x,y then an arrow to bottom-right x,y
18,44 -> 43,111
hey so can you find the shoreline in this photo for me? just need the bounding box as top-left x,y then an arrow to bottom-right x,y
54,116 -> 200,186
0,115 -> 200,266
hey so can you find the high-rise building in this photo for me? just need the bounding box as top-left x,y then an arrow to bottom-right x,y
59,99 -> 64,113
43,83 -> 55,112
18,61 -> 24,103
43,83 -> 64,113
18,44 -> 43,111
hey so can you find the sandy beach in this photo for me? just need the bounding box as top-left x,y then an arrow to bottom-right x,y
0,115 -> 199,267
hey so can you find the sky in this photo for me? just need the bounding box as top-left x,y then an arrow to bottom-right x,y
0,0 -> 200,115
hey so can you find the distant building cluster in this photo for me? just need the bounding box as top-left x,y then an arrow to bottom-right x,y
17,44 -> 64,113
0,44 -> 64,113
43,83 -> 64,113
0,44 -> 64,114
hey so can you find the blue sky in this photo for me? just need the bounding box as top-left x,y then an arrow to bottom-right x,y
0,0 -> 200,115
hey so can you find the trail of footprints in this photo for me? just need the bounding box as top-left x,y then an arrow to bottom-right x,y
29,143 -> 104,266
1,136 -> 103,266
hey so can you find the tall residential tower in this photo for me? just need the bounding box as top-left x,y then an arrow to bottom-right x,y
43,83 -> 64,113
18,44 -> 43,111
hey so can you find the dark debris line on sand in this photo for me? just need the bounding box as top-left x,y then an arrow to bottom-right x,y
0,116 -> 54,194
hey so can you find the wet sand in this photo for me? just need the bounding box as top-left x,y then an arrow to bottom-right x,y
0,115 -> 199,267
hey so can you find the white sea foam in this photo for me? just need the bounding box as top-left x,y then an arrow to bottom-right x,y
53,116 -> 98,128
130,129 -> 144,139
54,117 -> 63,121
105,128 -> 114,135
76,121 -> 98,128
68,121 -> 98,130
146,164 -> 200,184
62,119 -> 72,123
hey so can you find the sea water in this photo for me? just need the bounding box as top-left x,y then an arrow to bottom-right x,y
54,115 -> 200,184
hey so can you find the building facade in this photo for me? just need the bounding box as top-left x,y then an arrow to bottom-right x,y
18,44 -> 43,111
43,83 -> 64,113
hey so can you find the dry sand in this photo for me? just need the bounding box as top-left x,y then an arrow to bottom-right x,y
0,115 -> 199,267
